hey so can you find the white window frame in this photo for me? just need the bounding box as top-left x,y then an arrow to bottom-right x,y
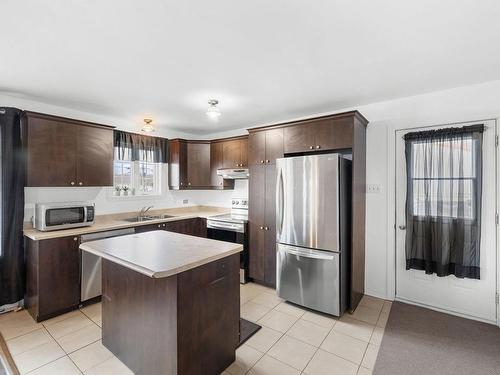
113,159 -> 162,197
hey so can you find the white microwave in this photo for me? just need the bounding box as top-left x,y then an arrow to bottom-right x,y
33,201 -> 95,231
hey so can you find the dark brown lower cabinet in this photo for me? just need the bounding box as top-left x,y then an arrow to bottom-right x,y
25,236 -> 81,322
102,254 -> 239,375
135,218 -> 207,237
248,164 -> 277,287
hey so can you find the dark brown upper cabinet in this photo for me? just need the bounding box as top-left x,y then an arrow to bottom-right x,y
210,142 -> 234,190
25,112 -> 114,187
169,139 -> 211,189
248,128 -> 284,165
222,137 -> 248,168
283,116 -> 354,154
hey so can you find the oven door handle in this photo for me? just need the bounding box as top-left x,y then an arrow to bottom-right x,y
207,221 -> 244,233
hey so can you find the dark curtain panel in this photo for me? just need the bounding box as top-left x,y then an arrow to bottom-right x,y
0,108 -> 26,307
404,124 -> 484,279
114,130 -> 168,163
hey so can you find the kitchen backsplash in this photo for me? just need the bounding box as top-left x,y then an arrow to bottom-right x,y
24,165 -> 248,222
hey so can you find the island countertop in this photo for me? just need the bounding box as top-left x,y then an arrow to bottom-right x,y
79,230 -> 243,278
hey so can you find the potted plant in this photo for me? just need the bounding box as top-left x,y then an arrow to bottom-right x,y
122,185 -> 130,196
113,185 -> 122,196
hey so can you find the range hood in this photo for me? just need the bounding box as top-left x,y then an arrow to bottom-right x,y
217,168 -> 249,179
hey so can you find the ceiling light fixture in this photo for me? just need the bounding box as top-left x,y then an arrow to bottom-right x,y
206,99 -> 221,120
141,118 -> 155,132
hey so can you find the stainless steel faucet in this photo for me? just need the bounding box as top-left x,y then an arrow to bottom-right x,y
139,206 -> 154,218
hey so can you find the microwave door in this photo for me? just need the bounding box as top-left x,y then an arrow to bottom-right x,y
276,154 -> 340,252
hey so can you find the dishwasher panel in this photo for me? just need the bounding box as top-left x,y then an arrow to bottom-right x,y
80,228 -> 135,302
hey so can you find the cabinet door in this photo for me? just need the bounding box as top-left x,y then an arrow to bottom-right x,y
135,223 -> 162,233
38,236 -> 80,317
26,116 -> 78,186
210,142 -> 224,187
264,164 -> 277,287
248,165 -> 266,281
240,138 -> 248,167
223,140 -> 243,168
248,132 -> 265,166
283,124 -> 315,154
187,143 -> 211,187
164,218 -> 206,237
168,140 -> 187,189
76,125 -> 113,186
265,128 -> 284,164
313,118 -> 353,151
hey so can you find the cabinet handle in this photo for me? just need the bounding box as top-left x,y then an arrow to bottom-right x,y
264,227 -> 269,231
70,181 -> 75,185
73,237 -> 78,241
309,146 -> 314,150
78,182 -> 83,186
158,225 -> 161,228
265,159 -> 270,163
315,145 -> 320,149
260,226 -> 264,230
188,182 -> 191,186
260,160 -> 264,164
163,224 -> 166,227
219,182 -> 222,185
180,182 -> 183,185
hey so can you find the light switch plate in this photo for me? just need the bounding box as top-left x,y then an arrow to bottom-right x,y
182,199 -> 189,204
367,184 -> 381,193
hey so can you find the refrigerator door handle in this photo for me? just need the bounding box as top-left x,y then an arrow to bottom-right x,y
276,166 -> 285,239
281,246 -> 335,261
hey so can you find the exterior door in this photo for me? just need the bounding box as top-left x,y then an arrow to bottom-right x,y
395,120 -> 497,323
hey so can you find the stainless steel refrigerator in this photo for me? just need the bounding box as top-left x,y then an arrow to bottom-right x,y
276,153 -> 351,316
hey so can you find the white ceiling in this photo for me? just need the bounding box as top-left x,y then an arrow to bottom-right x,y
2,0 -> 500,135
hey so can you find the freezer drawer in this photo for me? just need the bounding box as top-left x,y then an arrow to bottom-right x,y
276,243 -> 341,316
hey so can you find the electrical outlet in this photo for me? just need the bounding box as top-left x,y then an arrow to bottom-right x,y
367,184 -> 381,193
182,199 -> 189,204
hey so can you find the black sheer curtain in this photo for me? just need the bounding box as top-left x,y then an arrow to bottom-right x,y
404,125 -> 484,279
0,108 -> 26,308
114,130 -> 168,162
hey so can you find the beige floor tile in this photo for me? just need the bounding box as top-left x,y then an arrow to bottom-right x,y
273,302 -> 306,318
248,354 -> 301,375
57,324 -> 101,354
350,305 -> 381,325
250,292 -> 283,309
226,345 -> 263,375
45,313 -> 93,339
287,319 -> 331,347
334,316 -> 374,343
304,349 -> 358,375
0,310 -> 40,340
301,311 -> 337,329
26,356 -> 81,375
245,326 -> 283,353
13,340 -> 66,374
80,303 -> 101,324
321,331 -> 368,364
381,301 -> 392,314
267,335 -> 316,371
357,366 -> 373,375
258,310 -> 298,333
84,356 -> 133,375
361,344 -> 379,370
369,327 -> 384,346
358,296 -> 384,313
376,310 -> 390,328
69,340 -> 113,373
42,310 -> 82,327
6,328 -> 53,356
241,302 -> 272,322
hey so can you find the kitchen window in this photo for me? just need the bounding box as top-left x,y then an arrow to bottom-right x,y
113,151 -> 162,196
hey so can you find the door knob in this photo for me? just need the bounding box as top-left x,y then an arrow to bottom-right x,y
78,182 -> 83,186
260,226 -> 264,230
188,182 -> 191,186
315,145 -> 320,149
260,160 -> 264,164
264,227 -> 269,231
70,181 -> 75,185
399,225 -> 406,230
73,237 -> 78,241
309,146 -> 314,150
265,160 -> 270,163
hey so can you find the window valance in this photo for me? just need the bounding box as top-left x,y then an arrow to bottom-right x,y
113,130 -> 168,163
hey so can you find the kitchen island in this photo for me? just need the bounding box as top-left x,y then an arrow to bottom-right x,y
80,230 -> 243,375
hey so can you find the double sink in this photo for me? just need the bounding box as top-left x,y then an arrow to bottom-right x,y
123,214 -> 175,223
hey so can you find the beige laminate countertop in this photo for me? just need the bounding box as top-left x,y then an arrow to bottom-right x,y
23,205 -> 229,241
80,230 -> 242,278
